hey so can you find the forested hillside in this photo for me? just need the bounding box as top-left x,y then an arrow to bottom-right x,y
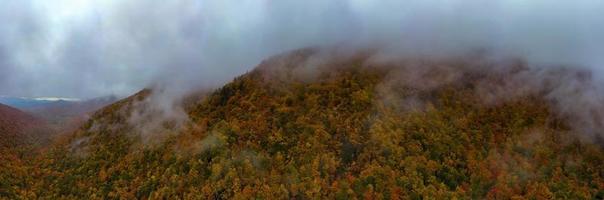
0,103 -> 50,197
2,49 -> 603,199
0,103 -> 49,148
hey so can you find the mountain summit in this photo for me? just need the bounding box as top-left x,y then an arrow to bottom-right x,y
2,48 -> 604,199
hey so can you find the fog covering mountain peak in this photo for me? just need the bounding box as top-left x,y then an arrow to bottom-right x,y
1,0 -> 603,100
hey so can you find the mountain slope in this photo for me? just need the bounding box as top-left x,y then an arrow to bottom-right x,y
0,103 -> 45,148
25,96 -> 118,131
7,49 -> 604,199
0,103 -> 49,197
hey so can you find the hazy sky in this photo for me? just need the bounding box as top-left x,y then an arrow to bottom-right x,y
1,0 -> 603,99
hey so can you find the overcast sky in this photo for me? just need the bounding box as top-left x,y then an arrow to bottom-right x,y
1,0 -> 603,99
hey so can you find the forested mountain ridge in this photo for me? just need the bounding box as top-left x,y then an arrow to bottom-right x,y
0,103 -> 49,148
2,49 -> 603,199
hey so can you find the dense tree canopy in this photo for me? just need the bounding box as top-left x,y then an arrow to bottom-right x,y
1,49 -> 603,199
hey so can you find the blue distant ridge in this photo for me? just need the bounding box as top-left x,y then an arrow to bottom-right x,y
0,97 -> 71,110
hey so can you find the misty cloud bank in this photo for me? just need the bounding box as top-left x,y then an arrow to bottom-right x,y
4,0 -> 604,144
1,0 -> 603,99
254,47 -> 604,143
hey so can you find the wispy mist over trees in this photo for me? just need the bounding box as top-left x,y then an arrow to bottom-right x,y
1,1 -> 604,199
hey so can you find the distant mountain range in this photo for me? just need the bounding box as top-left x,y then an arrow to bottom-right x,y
0,95 -> 118,127
0,96 -> 81,110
